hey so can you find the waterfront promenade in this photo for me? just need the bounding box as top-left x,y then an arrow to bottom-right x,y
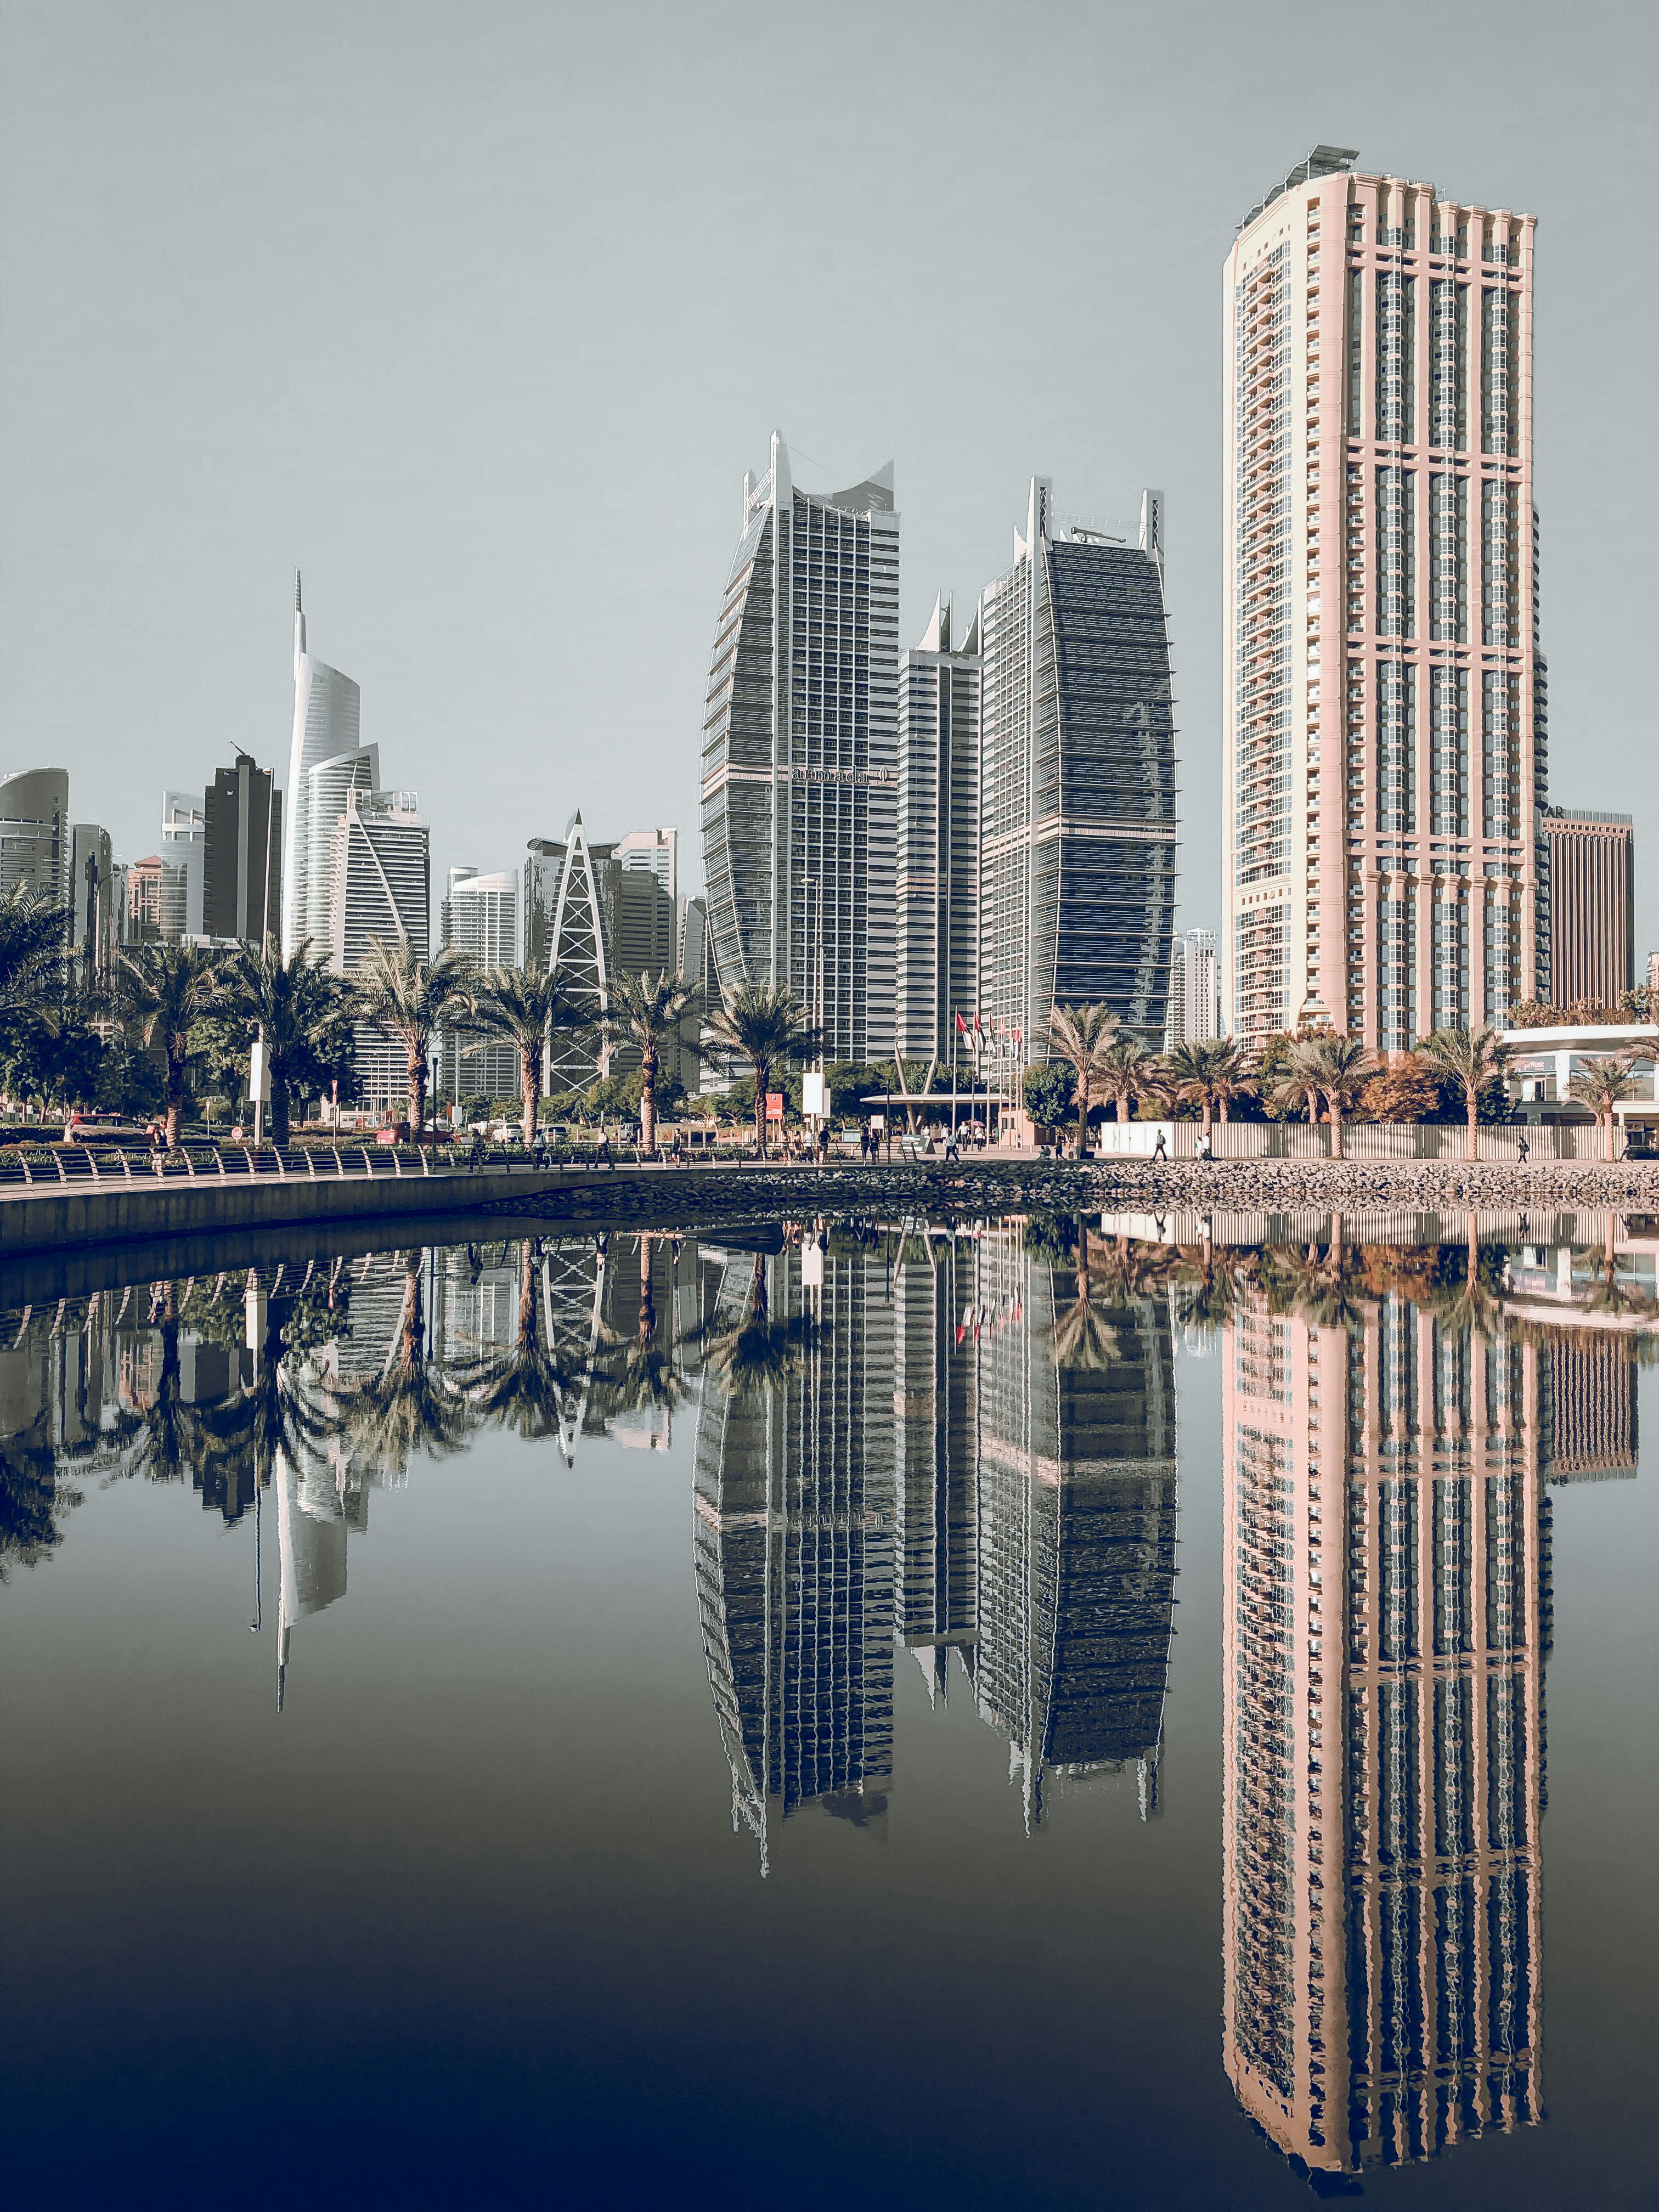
3,1138 -> 1658,1261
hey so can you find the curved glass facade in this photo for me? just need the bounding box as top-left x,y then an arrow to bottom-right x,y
699,436 -> 899,1058
980,482 -> 1176,1049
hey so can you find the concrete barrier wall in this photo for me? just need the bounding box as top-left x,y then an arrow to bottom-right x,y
0,1163 -> 591,1259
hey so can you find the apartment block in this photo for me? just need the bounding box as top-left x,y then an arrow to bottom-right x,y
1223,148 -> 1541,1050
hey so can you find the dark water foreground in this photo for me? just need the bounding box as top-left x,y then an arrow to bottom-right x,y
2,1212 -> 1653,2210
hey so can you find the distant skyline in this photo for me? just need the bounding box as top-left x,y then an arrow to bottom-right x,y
2,1 -> 1655,952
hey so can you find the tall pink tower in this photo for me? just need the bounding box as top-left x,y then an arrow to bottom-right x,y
1222,150 -> 1542,1052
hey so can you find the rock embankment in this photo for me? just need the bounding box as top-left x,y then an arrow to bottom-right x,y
487,1154 -> 1659,1228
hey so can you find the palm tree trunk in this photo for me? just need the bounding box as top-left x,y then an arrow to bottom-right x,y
521,1042 -> 539,1151
1076,1077 -> 1090,1158
406,1044 -> 426,1139
752,1058 -> 768,1155
640,1041 -> 659,1155
400,1251 -> 424,1368
1330,1101 -> 1344,1160
1467,1093 -> 1479,1161
270,1063 -> 291,1147
165,1052 -> 185,1149
1202,1100 -> 1214,1141
637,1232 -> 655,1346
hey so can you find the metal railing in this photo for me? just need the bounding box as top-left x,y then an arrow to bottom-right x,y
0,1141 -> 502,1193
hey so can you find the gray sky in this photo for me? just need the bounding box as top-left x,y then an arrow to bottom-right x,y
3,0 -> 1655,951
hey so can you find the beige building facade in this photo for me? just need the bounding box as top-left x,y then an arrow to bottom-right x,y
1223,148 -> 1541,1052
1222,1276 -> 1545,2175
1540,806 -> 1633,1009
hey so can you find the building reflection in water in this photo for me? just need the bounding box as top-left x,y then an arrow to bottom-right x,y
694,1239 -> 897,1872
693,1219 -> 1181,1870
0,1235 -> 715,1706
1218,1221 -> 1645,2181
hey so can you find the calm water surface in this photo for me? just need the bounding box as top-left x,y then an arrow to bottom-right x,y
2,1211 -> 1654,2209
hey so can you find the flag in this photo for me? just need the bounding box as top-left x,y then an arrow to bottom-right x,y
955,1011 -> 967,1034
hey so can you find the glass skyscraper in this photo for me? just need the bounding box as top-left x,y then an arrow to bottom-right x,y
978,479 -> 1176,1053
701,433 -> 899,1060
282,573 -> 363,960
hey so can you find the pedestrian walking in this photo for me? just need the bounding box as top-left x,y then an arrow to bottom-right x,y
1151,1129 -> 1168,1164
1516,1131 -> 1530,1165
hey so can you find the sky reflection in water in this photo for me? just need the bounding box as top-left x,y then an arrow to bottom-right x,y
1,1210 -> 1654,2210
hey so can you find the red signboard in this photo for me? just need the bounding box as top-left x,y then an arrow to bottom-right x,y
765,1092 -> 785,1120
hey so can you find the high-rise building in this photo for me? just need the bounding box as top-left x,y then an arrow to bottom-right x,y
978,481 -> 1176,1055
675,891 -> 712,1093
972,1223 -> 1178,1825
329,787 -> 430,1111
617,827 -> 677,901
282,574 -> 363,959
1542,1334 -> 1638,1481
694,1240 -> 896,1873
891,1232 -> 979,1701
202,753 -> 283,948
1222,1280 -> 1545,2176
441,866 -> 519,1101
1538,806 -> 1632,1008
158,791 -> 205,942
1223,148 -> 1541,1051
676,894 -> 708,991
304,744 -> 379,955
612,856 -> 676,980
122,856 -> 162,942
68,823 -> 113,975
1164,926 -> 1220,1051
701,434 -> 899,1058
896,595 -> 981,1059
0,768 -> 69,904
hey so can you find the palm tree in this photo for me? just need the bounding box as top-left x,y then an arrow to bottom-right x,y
1097,1037 -> 1161,1124
1164,1036 -> 1252,1142
1420,1023 -> 1507,1158
0,887 -> 70,1044
448,1241 -> 593,1438
1171,1240 -> 1259,1336
194,1304 -> 348,1500
705,983 -> 820,1155
604,969 -> 700,1153
466,962 -> 589,1148
1280,1034 -> 1375,1157
338,1249 -> 469,1476
122,1281 -> 207,1482
1269,1051 -> 1325,1131
1048,1269 -> 1128,1368
699,1251 -> 820,1395
1046,1001 -> 1120,1154
224,940 -> 352,1145
115,943 -> 222,1146
352,938 -> 473,1137
1566,1054 -> 1639,1162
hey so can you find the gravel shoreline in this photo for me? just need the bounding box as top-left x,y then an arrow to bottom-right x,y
487,1154 -> 1659,1229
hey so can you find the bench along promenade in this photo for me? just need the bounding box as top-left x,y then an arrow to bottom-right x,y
1,1135 -> 1658,1259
